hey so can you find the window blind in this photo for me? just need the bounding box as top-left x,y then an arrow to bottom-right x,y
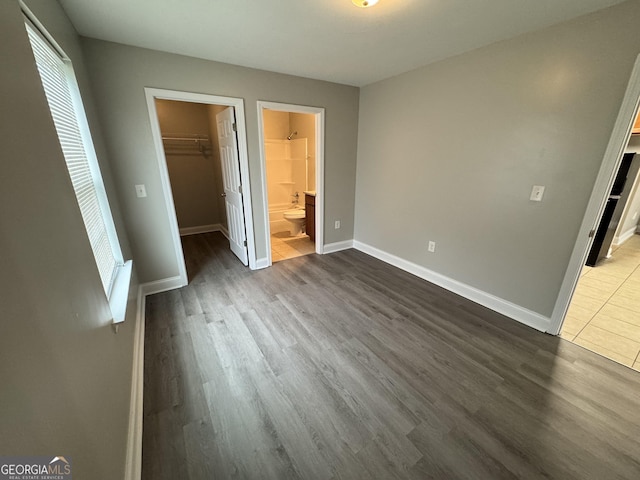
26,22 -> 119,296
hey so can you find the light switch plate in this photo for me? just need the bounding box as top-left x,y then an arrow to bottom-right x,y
135,184 -> 147,198
530,185 -> 545,202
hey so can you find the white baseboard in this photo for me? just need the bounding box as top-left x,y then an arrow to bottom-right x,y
254,257 -> 270,269
323,240 -> 354,254
126,273 -> 188,478
179,223 -> 222,236
124,286 -> 146,480
353,241 -> 551,333
614,226 -> 638,246
140,275 -> 186,296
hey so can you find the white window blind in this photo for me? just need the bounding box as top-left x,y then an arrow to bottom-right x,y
26,21 -> 121,296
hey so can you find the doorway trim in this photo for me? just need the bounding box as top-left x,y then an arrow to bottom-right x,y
256,101 -> 325,266
144,88 -> 258,286
549,54 -> 640,335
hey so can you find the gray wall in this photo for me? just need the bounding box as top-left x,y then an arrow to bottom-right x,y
0,1 -> 136,478
80,39 -> 360,282
355,0 -> 640,318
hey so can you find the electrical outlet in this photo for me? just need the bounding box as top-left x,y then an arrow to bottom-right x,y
135,184 -> 147,198
335,220 -> 341,229
428,241 -> 436,253
633,211 -> 638,221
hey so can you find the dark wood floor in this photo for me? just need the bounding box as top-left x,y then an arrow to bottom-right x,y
143,232 -> 640,479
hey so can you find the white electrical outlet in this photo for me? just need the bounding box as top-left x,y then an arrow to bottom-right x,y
633,211 -> 638,220
428,241 -> 436,253
135,184 -> 147,198
335,220 -> 341,229
530,185 -> 545,202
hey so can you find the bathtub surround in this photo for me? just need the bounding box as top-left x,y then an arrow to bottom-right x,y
290,112 -> 317,193
265,140 -> 307,207
265,139 -> 309,234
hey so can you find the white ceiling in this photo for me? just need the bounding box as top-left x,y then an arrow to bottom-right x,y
59,0 -> 628,87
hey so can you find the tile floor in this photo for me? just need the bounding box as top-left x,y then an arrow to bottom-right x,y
270,231 -> 315,263
561,234 -> 640,371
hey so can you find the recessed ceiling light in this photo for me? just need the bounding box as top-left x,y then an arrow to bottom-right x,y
352,0 -> 379,7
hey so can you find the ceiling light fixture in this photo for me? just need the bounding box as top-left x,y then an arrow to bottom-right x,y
352,0 -> 379,7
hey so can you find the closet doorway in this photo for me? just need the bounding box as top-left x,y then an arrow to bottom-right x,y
146,89 -> 257,287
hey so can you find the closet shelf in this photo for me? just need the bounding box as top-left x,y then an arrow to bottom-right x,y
162,133 -> 212,157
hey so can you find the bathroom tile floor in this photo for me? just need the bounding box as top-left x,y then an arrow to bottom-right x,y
561,234 -> 640,371
271,231 -> 315,263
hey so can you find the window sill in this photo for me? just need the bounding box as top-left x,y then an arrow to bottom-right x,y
109,260 -> 133,324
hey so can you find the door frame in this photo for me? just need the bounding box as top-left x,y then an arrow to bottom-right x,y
144,88 -> 258,286
549,54 -> 640,335
256,101 -> 325,266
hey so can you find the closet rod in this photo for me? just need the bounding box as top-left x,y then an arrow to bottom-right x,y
162,135 -> 210,142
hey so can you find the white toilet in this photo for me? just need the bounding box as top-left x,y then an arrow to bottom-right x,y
283,206 -> 306,236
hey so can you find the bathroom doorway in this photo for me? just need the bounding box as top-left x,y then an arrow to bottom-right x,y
257,102 -> 325,265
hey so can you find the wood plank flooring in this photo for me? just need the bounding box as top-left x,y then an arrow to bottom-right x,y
143,232 -> 640,479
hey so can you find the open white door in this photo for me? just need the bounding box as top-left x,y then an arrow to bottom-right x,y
216,107 -> 248,266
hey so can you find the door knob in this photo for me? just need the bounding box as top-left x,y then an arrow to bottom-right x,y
221,193 -> 226,197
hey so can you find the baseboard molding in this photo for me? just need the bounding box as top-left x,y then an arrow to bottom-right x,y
353,241 -> 551,333
323,240 -> 354,254
124,287 -> 146,480
140,275 -> 186,296
255,257 -> 270,269
179,223 -> 222,236
614,226 -> 638,246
